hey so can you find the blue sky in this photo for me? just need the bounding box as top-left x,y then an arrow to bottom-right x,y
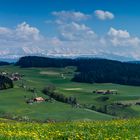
0,0 -> 140,60
1,0 -> 139,35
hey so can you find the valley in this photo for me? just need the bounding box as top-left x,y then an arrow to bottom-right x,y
0,65 -> 140,121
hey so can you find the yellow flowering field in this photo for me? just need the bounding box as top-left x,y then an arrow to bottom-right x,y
0,119 -> 140,140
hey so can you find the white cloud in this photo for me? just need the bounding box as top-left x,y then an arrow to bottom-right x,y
15,22 -> 41,41
94,10 -> 114,20
0,27 -> 12,35
0,22 -> 45,58
46,10 -> 114,26
108,27 -> 130,38
0,21 -> 140,61
107,27 -> 140,47
58,22 -> 97,41
52,11 -> 90,22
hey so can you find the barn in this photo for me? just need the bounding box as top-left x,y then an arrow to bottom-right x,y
33,97 -> 45,102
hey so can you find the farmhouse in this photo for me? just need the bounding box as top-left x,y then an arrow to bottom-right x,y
94,90 -> 118,95
10,72 -> 22,81
33,97 -> 45,102
109,90 -> 118,94
96,90 -> 106,94
0,71 -> 22,81
10,77 -> 20,81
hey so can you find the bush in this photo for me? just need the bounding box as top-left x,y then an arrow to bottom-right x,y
42,86 -> 77,106
0,75 -> 13,90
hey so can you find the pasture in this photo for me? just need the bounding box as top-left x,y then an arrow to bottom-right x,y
0,65 -> 140,120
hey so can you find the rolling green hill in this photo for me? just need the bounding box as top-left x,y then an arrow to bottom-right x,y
0,65 -> 140,121
0,65 -> 113,121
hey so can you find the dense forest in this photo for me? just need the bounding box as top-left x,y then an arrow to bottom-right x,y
16,56 -> 75,68
16,56 -> 140,86
73,59 -> 140,86
0,75 -> 13,90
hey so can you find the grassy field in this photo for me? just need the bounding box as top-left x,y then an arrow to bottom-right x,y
0,65 -> 140,121
0,118 -> 140,139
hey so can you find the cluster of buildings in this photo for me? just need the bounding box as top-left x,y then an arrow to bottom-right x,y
93,90 -> 118,95
1,71 -> 22,81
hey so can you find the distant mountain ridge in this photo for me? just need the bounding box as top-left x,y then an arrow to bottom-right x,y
0,61 -> 10,66
0,51 -> 136,62
127,61 -> 140,64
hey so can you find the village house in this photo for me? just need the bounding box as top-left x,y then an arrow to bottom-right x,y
0,71 -> 23,81
94,90 -> 118,95
10,72 -> 22,81
33,97 -> 45,102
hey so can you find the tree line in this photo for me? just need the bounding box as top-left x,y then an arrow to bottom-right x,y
16,56 -> 76,68
42,85 -> 77,106
0,61 -> 10,66
16,56 -> 140,86
73,59 -> 140,86
0,75 -> 13,90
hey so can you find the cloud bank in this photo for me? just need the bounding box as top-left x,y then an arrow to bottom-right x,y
52,11 -> 90,22
0,10 -> 140,61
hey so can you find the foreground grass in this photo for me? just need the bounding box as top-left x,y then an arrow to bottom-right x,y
0,119 -> 140,140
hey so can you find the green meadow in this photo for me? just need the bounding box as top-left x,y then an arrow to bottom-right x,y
0,65 -> 140,121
